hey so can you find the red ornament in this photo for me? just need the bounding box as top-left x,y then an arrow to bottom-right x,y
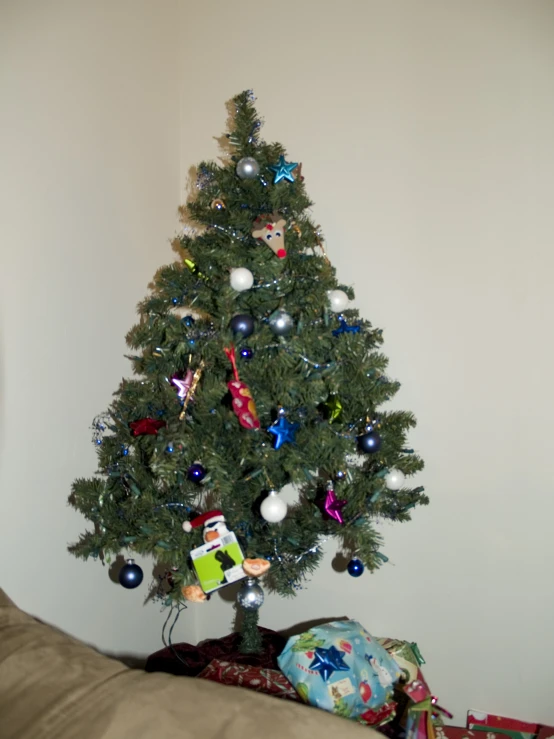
359,680 -> 372,704
224,346 -> 260,430
130,418 -> 166,436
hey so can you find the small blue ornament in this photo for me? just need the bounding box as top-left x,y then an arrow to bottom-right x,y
182,315 -> 195,328
166,443 -> 174,453
187,463 -> 206,482
269,155 -> 298,184
267,412 -> 299,450
119,559 -> 144,589
172,297 -> 179,305
347,558 -> 364,577
240,346 -> 254,360
309,646 -> 350,682
121,445 -> 129,456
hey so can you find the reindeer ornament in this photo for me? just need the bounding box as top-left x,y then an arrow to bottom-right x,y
251,212 -> 287,259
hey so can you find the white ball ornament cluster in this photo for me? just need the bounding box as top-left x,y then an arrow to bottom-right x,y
260,490 -> 287,523
230,267 -> 254,292
327,289 -> 349,313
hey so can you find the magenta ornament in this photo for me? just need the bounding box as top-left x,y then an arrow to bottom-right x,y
171,369 -> 194,401
323,483 -> 347,524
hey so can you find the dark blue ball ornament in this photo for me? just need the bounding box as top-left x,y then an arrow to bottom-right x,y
119,559 -> 144,589
230,314 -> 254,338
347,558 -> 364,577
187,463 -> 207,483
357,430 -> 382,454
240,346 -> 253,360
181,315 -> 195,328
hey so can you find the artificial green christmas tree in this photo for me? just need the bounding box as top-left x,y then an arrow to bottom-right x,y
69,91 -> 427,651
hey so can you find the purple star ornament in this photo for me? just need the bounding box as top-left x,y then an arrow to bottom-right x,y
323,483 -> 347,524
171,369 -> 194,401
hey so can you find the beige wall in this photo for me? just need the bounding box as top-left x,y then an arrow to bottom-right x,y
2,0 -> 554,725
178,0 -> 554,724
0,0 -> 185,655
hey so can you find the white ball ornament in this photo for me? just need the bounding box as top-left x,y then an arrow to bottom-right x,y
385,469 -> 406,491
260,490 -> 287,523
230,268 -> 254,292
328,289 -> 349,313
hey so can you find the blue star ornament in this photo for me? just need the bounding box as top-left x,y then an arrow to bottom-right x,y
269,155 -> 298,184
332,316 -> 362,337
267,415 -> 299,449
309,646 -> 350,682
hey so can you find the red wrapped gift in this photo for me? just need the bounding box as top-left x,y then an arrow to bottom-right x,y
197,659 -> 301,702
359,701 -> 398,728
467,711 -> 538,739
438,729 -> 482,739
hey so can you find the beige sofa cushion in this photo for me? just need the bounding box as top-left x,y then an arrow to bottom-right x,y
0,589 -> 371,738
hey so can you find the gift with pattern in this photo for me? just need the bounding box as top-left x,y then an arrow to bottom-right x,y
278,620 -> 401,724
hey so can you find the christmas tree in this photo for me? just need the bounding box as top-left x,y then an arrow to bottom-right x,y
69,91 -> 427,652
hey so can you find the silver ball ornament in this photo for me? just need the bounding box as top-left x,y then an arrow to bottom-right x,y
230,267 -> 254,292
269,310 -> 294,336
237,578 -> 264,610
260,490 -> 287,523
328,289 -> 349,313
236,157 -> 260,180
385,469 -> 405,491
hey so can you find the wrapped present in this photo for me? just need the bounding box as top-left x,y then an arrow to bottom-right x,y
197,659 -> 300,702
467,711 -> 538,739
376,637 -> 451,739
359,701 -> 398,727
277,620 -> 401,724
378,638 -> 426,685
436,728 -> 479,739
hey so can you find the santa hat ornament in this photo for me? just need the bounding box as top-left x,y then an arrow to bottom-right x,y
182,510 -> 225,533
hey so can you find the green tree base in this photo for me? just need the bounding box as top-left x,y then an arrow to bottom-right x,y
238,607 -> 263,654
